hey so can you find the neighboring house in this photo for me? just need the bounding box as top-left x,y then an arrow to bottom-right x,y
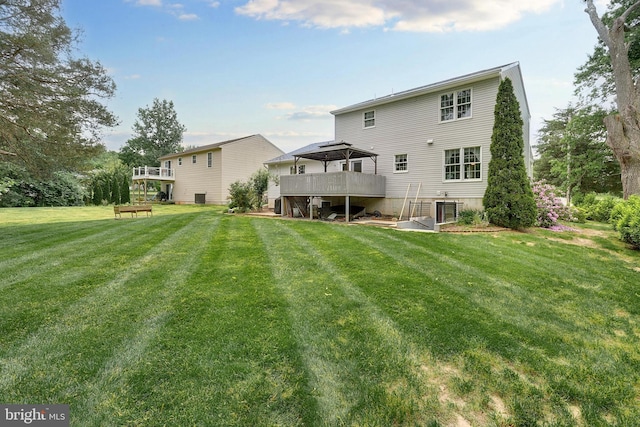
277,62 -> 532,223
139,134 -> 283,205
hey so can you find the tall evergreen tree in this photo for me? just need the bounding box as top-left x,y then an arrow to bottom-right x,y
483,78 -> 536,229
1,0 -> 117,179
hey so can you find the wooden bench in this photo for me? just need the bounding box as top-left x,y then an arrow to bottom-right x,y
114,205 -> 153,219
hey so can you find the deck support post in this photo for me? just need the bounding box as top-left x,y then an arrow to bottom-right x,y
345,195 -> 350,223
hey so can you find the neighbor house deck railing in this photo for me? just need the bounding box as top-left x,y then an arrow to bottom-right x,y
132,166 -> 175,180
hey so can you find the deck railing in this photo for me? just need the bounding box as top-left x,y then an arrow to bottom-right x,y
132,166 -> 174,180
280,171 -> 385,197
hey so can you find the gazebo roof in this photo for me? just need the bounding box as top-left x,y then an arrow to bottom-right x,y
293,141 -> 378,162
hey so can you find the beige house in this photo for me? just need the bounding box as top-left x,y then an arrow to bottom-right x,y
149,134 -> 283,205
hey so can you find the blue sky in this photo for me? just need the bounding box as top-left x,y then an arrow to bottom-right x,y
61,0 -> 608,154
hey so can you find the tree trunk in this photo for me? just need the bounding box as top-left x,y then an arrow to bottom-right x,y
585,0 -> 640,198
604,112 -> 640,198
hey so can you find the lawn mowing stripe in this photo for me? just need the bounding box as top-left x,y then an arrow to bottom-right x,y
0,214 -> 185,288
72,217 -> 222,426
320,225 -> 640,424
110,215 -> 314,426
252,218 -> 450,426
0,211 -> 220,405
0,213 -> 208,348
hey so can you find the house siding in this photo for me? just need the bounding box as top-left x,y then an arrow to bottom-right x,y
164,150 -> 222,204
334,77 -> 502,217
220,135 -> 283,205
162,134 -> 283,205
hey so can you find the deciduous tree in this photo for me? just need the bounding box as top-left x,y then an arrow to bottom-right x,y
582,0 -> 640,198
119,99 -> 186,167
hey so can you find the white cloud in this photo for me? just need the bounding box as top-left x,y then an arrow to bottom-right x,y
127,0 -> 201,21
266,102 -> 297,110
281,104 -> 338,121
124,74 -> 142,80
136,0 -> 163,6
178,13 -> 199,21
236,0 -> 561,32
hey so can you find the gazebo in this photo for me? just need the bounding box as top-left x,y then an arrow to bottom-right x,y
279,142 -> 385,221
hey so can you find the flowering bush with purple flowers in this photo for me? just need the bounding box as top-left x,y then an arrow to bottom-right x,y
531,181 -> 573,228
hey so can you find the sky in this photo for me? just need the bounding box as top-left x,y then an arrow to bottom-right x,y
60,0 -> 611,154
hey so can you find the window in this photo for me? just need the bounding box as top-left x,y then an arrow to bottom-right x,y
440,89 -> 472,122
342,161 -> 362,172
289,164 -> 305,174
457,89 -> 471,119
444,149 -> 460,180
464,147 -> 481,179
436,202 -> 457,223
207,152 -> 213,168
444,147 -> 481,181
178,157 -> 182,166
363,110 -> 375,128
394,154 -> 408,172
192,154 -> 197,164
440,94 -> 454,122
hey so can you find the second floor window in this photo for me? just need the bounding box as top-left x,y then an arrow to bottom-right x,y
207,152 -> 213,168
192,154 -> 197,164
440,89 -> 472,122
363,110 -> 375,128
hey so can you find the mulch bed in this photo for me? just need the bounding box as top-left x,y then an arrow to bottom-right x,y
439,224 -> 510,233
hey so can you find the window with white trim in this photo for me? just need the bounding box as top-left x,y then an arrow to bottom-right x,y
192,154 -> 197,164
394,154 -> 408,172
444,147 -> 481,181
207,152 -> 213,168
444,149 -> 460,180
178,157 -> 182,166
463,147 -> 481,179
363,110 -> 375,128
440,89 -> 472,122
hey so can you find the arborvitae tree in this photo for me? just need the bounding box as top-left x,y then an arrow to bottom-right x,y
120,174 -> 130,204
101,179 -> 110,205
92,181 -> 103,206
111,174 -> 121,204
483,78 -> 536,229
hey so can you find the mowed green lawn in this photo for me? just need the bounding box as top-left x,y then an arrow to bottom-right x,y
1,205 -> 639,426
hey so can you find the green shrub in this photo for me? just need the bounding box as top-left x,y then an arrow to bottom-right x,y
458,209 -> 485,225
227,180 -> 253,212
570,206 -> 587,223
576,193 -> 622,222
610,196 -> 640,249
